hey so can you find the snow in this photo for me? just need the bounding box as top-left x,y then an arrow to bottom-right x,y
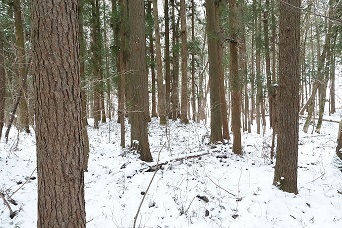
1,111 -> 342,227
1,68 -> 341,227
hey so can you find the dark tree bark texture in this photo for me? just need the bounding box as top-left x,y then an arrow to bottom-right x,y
127,0 -> 153,162
273,0 -> 301,194
31,0 -> 86,227
206,0 -> 223,143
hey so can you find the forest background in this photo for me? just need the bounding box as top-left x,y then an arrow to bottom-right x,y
0,0 -> 342,227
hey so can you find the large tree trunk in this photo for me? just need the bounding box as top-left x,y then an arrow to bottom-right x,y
180,0 -> 189,124
13,0 -> 30,133
206,0 -> 223,143
0,32 -> 5,141
153,0 -> 167,125
228,0 -> 242,154
32,0 -> 86,226
127,0 -> 152,162
273,0 -> 301,194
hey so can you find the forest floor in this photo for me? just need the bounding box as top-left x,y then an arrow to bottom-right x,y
1,108 -> 342,227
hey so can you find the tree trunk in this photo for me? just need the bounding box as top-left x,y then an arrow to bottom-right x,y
191,0 -> 196,122
32,0 -> 86,226
206,0 -> 223,143
228,0 -> 242,154
337,120 -> 342,160
13,0 -> 30,133
273,0 -> 301,194
263,1 -> 273,129
0,32 -> 5,141
255,1 -> 262,134
171,0 -> 180,120
91,0 -> 106,128
80,0 -> 90,171
302,81 -> 319,133
152,0 -> 167,125
165,0 -> 171,118
147,0 -> 157,118
180,0 -> 189,124
127,0 -> 152,162
330,51 -> 336,114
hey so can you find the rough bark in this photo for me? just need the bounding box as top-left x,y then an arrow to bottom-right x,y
180,0 -> 189,124
273,0 -> 301,194
206,0 -> 223,143
32,0 -> 86,226
127,0 -> 152,162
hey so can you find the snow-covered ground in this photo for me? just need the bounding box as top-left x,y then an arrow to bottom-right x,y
1,66 -> 342,228
1,108 -> 342,228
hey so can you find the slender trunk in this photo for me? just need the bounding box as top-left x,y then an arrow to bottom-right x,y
228,0 -> 242,154
171,0 -> 180,120
337,120 -> 342,160
80,0 -> 90,171
263,2 -> 273,129
165,0 -> 171,117
13,0 -> 30,133
180,0 -> 189,124
191,0 -> 196,122
117,0 -> 128,147
330,51 -> 336,114
302,81 -> 319,133
0,32 -> 5,140
152,0 -> 167,124
255,1 -> 262,134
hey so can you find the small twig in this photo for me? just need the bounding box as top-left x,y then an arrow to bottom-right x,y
0,191 -> 16,219
207,175 -> 239,199
9,167 -> 37,198
185,196 -> 196,214
133,142 -> 165,228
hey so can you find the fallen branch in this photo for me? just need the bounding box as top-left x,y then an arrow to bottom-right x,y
207,175 -> 241,200
146,151 -> 211,172
299,115 -> 340,123
0,191 -> 16,219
